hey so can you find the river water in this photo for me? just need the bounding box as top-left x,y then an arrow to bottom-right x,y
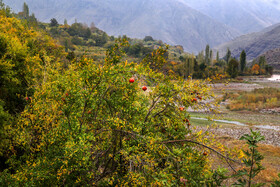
192,117 -> 280,131
190,74 -> 280,131
267,74 -> 280,81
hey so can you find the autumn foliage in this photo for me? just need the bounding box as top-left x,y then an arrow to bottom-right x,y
0,14 -> 227,184
1,4 -> 275,186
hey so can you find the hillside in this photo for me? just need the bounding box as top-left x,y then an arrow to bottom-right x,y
257,48 -> 280,69
181,0 -> 280,33
3,0 -> 240,53
215,23 -> 280,61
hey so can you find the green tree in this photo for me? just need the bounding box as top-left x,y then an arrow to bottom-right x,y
64,19 -> 68,25
143,36 -> 154,42
258,56 -> 266,69
50,18 -> 59,27
227,58 -> 239,78
205,44 -> 210,65
23,2 -> 29,18
216,51 -> 220,63
210,49 -> 213,66
265,65 -> 273,75
197,51 -> 204,64
225,48 -> 231,64
240,50 -> 246,73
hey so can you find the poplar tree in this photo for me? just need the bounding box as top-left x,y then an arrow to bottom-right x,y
210,49 -> 213,66
240,50 -> 246,73
225,48 -> 231,64
23,2 -> 29,18
205,44 -> 210,65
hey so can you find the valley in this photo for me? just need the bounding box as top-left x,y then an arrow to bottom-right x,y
0,0 -> 280,186
189,76 -> 280,184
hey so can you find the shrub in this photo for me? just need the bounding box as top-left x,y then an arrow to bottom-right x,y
227,88 -> 280,111
1,39 -> 225,186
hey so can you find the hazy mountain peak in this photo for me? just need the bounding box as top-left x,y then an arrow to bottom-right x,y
182,0 -> 280,33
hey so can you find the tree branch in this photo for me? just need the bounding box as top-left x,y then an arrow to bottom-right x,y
160,139 -> 242,164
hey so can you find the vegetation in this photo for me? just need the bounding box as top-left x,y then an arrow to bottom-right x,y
227,58 -> 239,78
234,130 -> 265,187
0,2 -> 278,186
240,50 -> 246,73
226,88 -> 280,111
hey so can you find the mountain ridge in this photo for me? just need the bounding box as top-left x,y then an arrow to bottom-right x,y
182,0 -> 280,34
215,23 -> 280,61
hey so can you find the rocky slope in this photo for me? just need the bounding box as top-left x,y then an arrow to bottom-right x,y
181,0 -> 280,34
256,48 -> 280,69
215,24 -> 280,61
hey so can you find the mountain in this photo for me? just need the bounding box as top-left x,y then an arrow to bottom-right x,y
181,0 -> 280,34
215,23 -> 280,61
257,48 -> 280,69
3,0 -> 240,53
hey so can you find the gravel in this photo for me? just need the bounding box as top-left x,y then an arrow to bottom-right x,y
195,125 -> 280,147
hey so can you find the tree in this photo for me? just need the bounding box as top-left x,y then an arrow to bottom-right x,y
23,2 -> 29,18
0,11 -> 65,174
64,19 -> 68,25
1,39 -> 229,186
240,50 -> 246,73
205,44 -> 210,65
227,58 -> 239,78
143,36 -> 154,42
225,48 -> 231,64
93,32 -> 107,46
216,51 -> 219,63
0,0 -> 11,17
210,49 -> 213,66
265,65 -> 273,75
50,18 -> 59,27
258,56 -> 266,69
251,64 -> 260,75
197,51 -> 204,64
90,22 -> 96,31
85,28 -> 91,39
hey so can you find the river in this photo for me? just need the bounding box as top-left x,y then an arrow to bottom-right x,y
268,74 -> 280,81
192,117 -> 280,131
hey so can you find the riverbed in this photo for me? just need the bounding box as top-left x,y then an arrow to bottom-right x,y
191,75 -> 280,147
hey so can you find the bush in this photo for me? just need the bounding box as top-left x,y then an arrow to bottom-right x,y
1,39 -> 226,186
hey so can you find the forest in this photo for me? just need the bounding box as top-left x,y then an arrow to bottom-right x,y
0,2 -> 279,186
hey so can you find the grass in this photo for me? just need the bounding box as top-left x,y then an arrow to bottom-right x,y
215,136 -> 280,186
226,87 -> 280,111
203,78 -> 280,185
